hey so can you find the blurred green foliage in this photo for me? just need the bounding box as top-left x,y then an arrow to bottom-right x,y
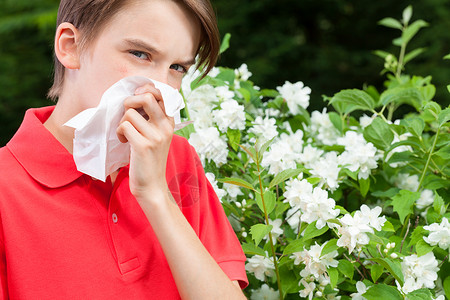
1,0 -> 449,146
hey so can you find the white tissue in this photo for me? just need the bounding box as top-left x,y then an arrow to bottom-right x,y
64,76 -> 187,182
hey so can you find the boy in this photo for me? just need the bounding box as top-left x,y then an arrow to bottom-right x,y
0,0 -> 248,298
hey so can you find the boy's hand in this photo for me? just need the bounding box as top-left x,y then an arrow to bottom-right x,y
116,82 -> 175,201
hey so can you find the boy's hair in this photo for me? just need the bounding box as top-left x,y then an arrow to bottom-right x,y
48,0 -> 220,101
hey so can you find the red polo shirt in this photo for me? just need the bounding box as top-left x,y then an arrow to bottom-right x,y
0,107 -> 247,299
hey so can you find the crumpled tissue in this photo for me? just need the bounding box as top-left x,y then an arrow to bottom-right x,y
64,76 -> 188,182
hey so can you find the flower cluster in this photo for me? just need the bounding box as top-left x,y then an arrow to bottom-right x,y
284,178 -> 340,230
179,21 -> 450,298
335,205 -> 386,253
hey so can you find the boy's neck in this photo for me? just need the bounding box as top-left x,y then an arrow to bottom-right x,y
43,103 -> 76,154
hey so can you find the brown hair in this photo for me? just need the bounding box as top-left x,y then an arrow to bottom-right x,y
48,0 -> 220,101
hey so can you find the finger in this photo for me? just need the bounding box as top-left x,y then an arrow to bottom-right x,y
135,83 -> 166,115
124,93 -> 170,125
120,108 -> 173,141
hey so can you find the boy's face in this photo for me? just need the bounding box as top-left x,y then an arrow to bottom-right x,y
71,0 -> 200,111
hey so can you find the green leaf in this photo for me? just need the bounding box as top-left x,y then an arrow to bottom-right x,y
255,189 -> 276,215
363,117 -> 394,150
391,190 -> 420,223
283,239 -> 305,255
404,48 -> 426,64
373,50 -> 394,60
379,87 -> 423,110
359,177 -> 370,197
444,276 -> 450,299
321,239 -> 338,256
438,107 -> 450,127
302,221 -> 328,241
327,267 -> 339,288
371,258 -> 404,285
401,20 -> 429,45
405,288 -> 433,300
338,259 -> 354,279
257,137 -> 276,162
268,168 -> 303,189
250,223 -> 273,246
382,221 -> 395,232
328,112 -> 344,133
174,122 -> 195,139
370,264 -> 384,282
329,89 -> 376,114
226,129 -> 241,151
219,33 -> 231,54
241,242 -> 266,256
372,188 -> 400,198
408,226 -> 426,248
416,239 -> 434,257
378,17 -> 403,30
402,5 -> 413,24
363,284 -> 403,300
433,191 -> 445,215
218,177 -> 255,191
400,117 -> 425,137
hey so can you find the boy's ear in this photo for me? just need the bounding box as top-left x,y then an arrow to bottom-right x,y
54,22 -> 81,69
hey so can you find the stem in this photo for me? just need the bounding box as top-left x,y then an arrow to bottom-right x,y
255,152 -> 283,299
417,127 -> 441,191
400,218 -> 411,253
387,103 -> 396,121
396,40 -> 407,79
179,89 -> 191,120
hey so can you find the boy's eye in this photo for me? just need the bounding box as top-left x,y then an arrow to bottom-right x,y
170,64 -> 187,74
130,50 -> 149,60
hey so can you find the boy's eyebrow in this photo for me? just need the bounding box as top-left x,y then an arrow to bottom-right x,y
124,38 -> 196,66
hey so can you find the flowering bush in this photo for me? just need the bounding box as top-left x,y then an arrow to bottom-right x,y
179,6 -> 449,300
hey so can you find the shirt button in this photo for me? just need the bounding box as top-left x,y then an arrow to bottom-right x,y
112,213 -> 118,223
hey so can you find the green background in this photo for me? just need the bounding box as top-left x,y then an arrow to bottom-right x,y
1,0 -> 449,146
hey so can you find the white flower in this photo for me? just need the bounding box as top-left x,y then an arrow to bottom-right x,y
186,84 -> 217,130
291,242 -> 339,279
284,178 -> 313,209
286,207 -> 301,233
400,252 -> 439,293
284,180 -> 339,229
350,281 -> 369,299
181,66 -> 201,98
248,116 -> 279,145
300,187 -> 340,229
205,172 -> 226,201
277,81 -> 311,114
394,173 -> 419,192
250,284 -> 278,300
212,99 -> 246,132
215,86 -> 235,101
245,255 -> 275,281
309,151 -> 341,191
298,144 -> 324,168
416,189 -> 434,210
261,130 -> 303,175
309,108 -> 340,145
424,218 -> 450,250
359,205 -> 386,231
263,219 -> 284,244
223,183 -> 243,200
337,131 -> 379,180
359,114 -> 375,128
188,127 -> 228,165
299,279 -> 316,300
336,210 -> 373,253
235,63 -> 252,81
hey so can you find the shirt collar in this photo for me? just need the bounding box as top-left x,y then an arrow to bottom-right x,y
7,106 -> 83,188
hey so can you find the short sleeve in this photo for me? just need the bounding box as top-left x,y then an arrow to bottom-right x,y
167,135 -> 248,289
